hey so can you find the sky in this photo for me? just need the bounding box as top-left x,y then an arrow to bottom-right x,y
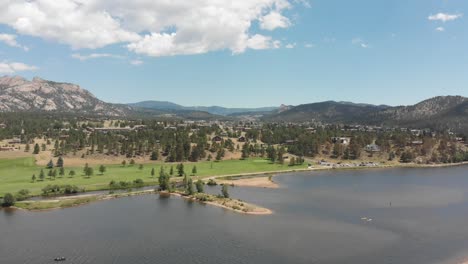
0,0 -> 467,107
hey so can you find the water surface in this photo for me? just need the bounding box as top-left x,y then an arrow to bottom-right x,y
1,166 -> 468,264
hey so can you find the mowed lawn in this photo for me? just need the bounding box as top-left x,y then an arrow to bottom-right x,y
0,157 -> 307,196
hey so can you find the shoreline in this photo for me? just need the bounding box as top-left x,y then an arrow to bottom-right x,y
13,189 -> 273,215
8,161 -> 468,213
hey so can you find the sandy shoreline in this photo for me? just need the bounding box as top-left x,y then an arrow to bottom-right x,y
218,176 -> 279,189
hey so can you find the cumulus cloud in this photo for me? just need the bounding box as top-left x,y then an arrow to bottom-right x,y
0,61 -> 38,74
71,53 -> 125,61
352,38 -> 370,48
0,0 -> 298,56
304,43 -> 315,48
285,43 -> 296,49
428,13 -> 463,22
435,27 -> 445,32
0,33 -> 28,51
260,11 -> 291,30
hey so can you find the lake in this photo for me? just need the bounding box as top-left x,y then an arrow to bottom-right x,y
1,166 -> 468,264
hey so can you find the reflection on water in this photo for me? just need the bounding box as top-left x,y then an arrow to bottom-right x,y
1,166 -> 468,264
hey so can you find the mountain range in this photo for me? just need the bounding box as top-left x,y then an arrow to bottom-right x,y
128,101 -> 278,116
0,76 -> 467,133
265,96 -> 468,132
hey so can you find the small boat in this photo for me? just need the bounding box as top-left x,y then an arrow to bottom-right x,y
367,218 -> 373,222
361,217 -> 367,220
54,257 -> 66,261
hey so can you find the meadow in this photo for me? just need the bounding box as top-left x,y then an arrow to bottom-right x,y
0,157 -> 307,196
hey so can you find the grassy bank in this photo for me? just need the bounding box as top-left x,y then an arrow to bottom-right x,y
14,190 -> 272,215
0,157 -> 307,197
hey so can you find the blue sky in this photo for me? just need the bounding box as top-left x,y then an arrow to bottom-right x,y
0,0 -> 467,107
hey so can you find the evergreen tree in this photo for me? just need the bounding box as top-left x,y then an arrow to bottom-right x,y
99,165 -> 106,175
31,174 -> 36,182
169,166 -> 174,176
196,179 -> 204,193
122,160 -> 126,167
85,167 -> 94,177
2,193 -> 16,207
221,184 -> 229,198
151,168 -> 155,177
150,151 -> 159,161
33,143 -> 40,154
186,178 -> 194,195
59,167 -> 65,177
56,156 -> 64,167
177,163 -> 185,176
39,169 -> 45,181
24,144 -> 30,152
139,164 -> 144,170
192,165 -> 197,175
69,170 -> 76,177
46,159 -> 54,169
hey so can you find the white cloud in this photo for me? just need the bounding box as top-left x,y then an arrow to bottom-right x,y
352,38 -> 370,48
71,53 -> 125,61
260,11 -> 291,31
0,61 -> 38,74
0,0 -> 297,56
0,33 -> 28,51
285,43 -> 296,49
435,27 -> 445,32
428,13 -> 463,22
304,43 -> 315,48
130,60 -> 143,66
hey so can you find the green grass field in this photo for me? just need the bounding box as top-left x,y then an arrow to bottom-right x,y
0,157 -> 307,197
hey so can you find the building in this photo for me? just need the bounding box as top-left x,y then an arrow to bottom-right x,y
237,136 -> 246,142
212,136 -> 223,142
365,144 -> 381,152
331,137 -> 351,145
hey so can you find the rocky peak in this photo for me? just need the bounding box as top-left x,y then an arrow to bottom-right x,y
0,75 -> 130,116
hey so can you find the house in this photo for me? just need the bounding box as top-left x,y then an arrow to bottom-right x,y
365,144 -> 381,152
237,136 -> 246,142
212,136 -> 223,142
8,138 -> 21,144
411,140 -> 423,146
331,137 -> 351,145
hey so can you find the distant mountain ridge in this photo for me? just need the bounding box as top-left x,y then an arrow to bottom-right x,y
129,100 -> 278,116
265,96 -> 468,133
0,76 -> 130,116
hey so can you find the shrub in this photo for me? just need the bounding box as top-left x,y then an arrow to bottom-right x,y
2,193 -> 16,207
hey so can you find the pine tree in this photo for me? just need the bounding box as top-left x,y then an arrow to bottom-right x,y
46,159 -> 54,169
56,156 -> 64,167
169,166 -> 174,175
33,143 -> 40,154
221,184 -> 229,198
99,165 -> 106,175
196,179 -> 204,193
150,151 -> 159,161
31,174 -> 36,182
192,166 -> 197,175
151,168 -> 155,177
59,167 -> 65,177
177,163 -> 184,176
139,164 -> 144,170
186,178 -> 194,195
39,169 -> 45,181
69,170 -> 76,177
